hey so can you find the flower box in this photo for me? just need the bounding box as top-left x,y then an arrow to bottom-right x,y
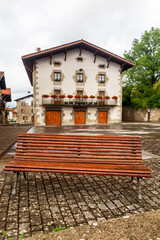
67,95 -> 73,99
112,96 -> 118,100
83,95 -> 88,99
105,96 -> 110,100
51,94 -> 57,98
90,95 -> 95,99
42,94 -> 49,98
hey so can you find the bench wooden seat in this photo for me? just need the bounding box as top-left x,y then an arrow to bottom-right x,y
4,133 -> 151,199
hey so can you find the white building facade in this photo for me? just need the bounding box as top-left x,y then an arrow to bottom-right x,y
22,40 -> 134,126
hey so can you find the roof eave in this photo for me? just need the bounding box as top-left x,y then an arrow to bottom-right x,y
22,40 -> 135,84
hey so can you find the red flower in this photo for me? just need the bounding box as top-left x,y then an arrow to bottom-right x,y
51,94 -> 57,98
105,96 -> 110,99
112,96 -> 118,100
90,95 -> 95,99
67,95 -> 73,98
97,96 -> 103,100
75,95 -> 81,99
83,95 -> 88,99
59,95 -> 65,99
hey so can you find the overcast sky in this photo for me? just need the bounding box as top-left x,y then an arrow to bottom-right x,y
0,0 -> 160,107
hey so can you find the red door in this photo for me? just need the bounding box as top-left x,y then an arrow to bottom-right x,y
75,111 -> 85,124
99,111 -> 107,123
46,111 -> 61,125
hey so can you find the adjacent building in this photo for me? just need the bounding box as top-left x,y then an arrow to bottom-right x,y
0,71 -> 11,124
6,107 -> 17,122
22,40 -> 134,126
15,94 -> 34,123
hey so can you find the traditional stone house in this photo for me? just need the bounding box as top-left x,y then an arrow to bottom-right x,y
15,94 -> 34,124
0,72 -> 11,124
22,40 -> 134,126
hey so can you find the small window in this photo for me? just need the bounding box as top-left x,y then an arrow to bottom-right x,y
99,64 -> 105,69
21,102 -> 25,106
54,72 -> 61,81
77,73 -> 83,82
99,74 -> 105,83
23,116 -> 28,120
77,57 -> 83,61
21,109 -> 25,113
54,61 -> 61,66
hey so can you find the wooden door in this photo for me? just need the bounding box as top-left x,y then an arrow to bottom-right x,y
31,116 -> 34,122
99,111 -> 107,123
75,111 -> 85,124
46,111 -> 61,126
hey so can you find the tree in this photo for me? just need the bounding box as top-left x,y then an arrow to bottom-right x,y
123,27 -> 160,87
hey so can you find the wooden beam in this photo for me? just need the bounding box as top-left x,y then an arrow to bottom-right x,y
64,49 -> 67,61
25,65 -> 33,73
50,54 -> 52,65
94,51 -> 98,63
79,47 -> 82,56
120,63 -> 125,74
107,57 -> 111,68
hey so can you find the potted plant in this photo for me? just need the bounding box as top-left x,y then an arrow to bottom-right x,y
97,96 -> 103,100
67,95 -> 73,104
90,95 -> 95,99
51,94 -> 57,98
75,95 -> 81,99
42,94 -> 49,98
67,95 -> 73,99
112,96 -> 118,100
59,94 -> 65,99
105,96 -> 110,100
83,95 -> 88,99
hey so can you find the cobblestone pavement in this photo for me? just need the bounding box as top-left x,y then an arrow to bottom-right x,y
0,123 -> 160,239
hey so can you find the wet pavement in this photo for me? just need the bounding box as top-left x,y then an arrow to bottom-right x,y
0,123 -> 160,239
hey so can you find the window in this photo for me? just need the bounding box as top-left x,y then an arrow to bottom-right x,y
77,73 -> 83,82
99,64 -> 105,69
99,74 -> 105,83
77,57 -> 83,61
23,116 -> 28,120
54,72 -> 61,81
21,109 -> 25,113
54,61 -> 61,66
21,102 -> 25,106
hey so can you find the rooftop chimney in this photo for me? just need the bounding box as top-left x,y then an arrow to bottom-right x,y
36,47 -> 41,52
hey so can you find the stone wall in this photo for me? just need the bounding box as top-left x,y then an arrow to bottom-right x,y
122,107 -> 160,122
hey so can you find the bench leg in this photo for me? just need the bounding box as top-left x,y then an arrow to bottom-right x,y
130,177 -> 134,182
12,172 -> 19,195
137,177 -> 142,200
23,172 -> 26,179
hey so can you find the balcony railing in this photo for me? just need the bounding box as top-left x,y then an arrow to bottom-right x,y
42,97 -> 117,106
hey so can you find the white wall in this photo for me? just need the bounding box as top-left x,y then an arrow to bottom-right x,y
34,48 -> 122,126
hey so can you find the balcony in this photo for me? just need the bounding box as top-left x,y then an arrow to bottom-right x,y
42,97 -> 117,107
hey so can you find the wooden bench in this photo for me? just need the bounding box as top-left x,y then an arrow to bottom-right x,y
4,133 -> 151,199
